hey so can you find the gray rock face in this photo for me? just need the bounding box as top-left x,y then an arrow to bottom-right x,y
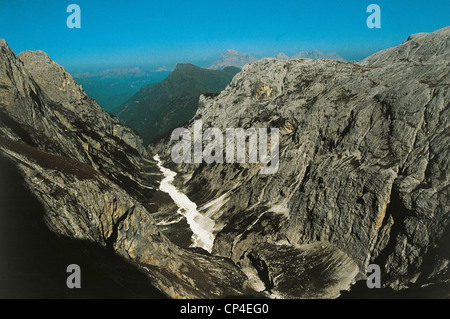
0,39 -> 257,298
209,49 -> 258,70
155,26 -> 449,296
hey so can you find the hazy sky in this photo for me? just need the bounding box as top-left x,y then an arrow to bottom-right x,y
1,0 -> 449,72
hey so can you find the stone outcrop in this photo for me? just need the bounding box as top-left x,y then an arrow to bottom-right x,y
291,50 -> 345,61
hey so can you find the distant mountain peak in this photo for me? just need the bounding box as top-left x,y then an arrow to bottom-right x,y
224,49 -> 239,54
291,50 -> 345,61
155,66 -> 172,72
18,50 -> 52,62
209,49 -> 257,70
274,52 -> 290,60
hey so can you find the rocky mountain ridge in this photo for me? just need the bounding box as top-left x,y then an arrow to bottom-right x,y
209,49 -> 346,71
0,39 -> 259,298
291,50 -> 345,61
154,26 -> 450,297
208,49 -> 258,70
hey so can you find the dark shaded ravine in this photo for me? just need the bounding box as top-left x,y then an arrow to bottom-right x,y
0,155 -> 166,298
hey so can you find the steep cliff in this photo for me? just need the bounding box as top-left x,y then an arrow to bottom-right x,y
154,27 -> 450,297
0,39 -> 257,298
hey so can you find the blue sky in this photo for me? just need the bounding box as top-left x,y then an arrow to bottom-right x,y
0,0 -> 449,72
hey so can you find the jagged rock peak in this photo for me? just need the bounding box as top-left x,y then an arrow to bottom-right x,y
209,49 -> 258,70
0,38 -> 16,60
0,37 -> 147,156
18,50 -> 52,62
159,26 -> 450,296
274,52 -> 290,59
291,50 -> 345,61
17,49 -> 90,112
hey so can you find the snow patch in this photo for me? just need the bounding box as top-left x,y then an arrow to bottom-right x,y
153,155 -> 215,253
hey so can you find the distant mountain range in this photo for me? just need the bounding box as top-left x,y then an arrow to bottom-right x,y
112,63 -> 240,144
98,49 -> 346,144
208,49 -> 258,70
74,67 -> 151,79
291,50 -> 345,61
71,49 -> 344,113
208,49 -> 345,70
74,68 -> 171,112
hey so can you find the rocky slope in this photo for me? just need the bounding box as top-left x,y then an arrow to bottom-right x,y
0,39 -> 259,298
154,26 -> 450,297
210,50 -> 345,70
113,63 -> 240,144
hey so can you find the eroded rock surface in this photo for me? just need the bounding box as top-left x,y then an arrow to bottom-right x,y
154,27 -> 449,297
